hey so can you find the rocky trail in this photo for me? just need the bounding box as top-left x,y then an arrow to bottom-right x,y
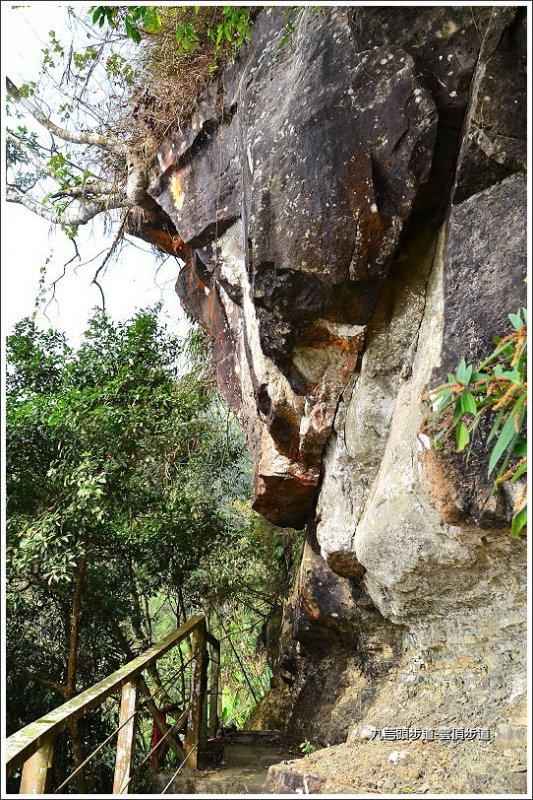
146,716 -> 527,795
147,731 -> 301,794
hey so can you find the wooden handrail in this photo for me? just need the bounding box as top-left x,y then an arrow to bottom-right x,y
6,614 -> 207,777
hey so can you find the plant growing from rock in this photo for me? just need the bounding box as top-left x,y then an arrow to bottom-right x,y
426,308 -> 527,536
91,5 -> 254,54
5,6 -> 256,244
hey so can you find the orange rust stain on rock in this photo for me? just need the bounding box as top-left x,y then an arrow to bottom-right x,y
140,228 -> 192,260
300,592 -> 321,621
300,324 -> 366,352
342,150 -> 390,276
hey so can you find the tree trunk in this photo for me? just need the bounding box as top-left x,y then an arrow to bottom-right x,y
65,552 -> 88,793
69,719 -> 88,795
66,553 -> 87,696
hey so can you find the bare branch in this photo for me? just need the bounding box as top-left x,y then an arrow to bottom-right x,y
27,574 -> 69,599
6,77 -> 126,158
7,177 -> 40,194
42,239 -> 81,320
89,211 -> 130,311
92,274 -> 106,310
51,182 -> 118,201
7,185 -> 129,226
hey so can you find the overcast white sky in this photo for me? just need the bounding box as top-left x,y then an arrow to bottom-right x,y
1,2 -> 190,346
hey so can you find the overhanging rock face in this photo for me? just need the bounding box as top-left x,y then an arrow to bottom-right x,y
148,7 -> 438,527
139,8 -> 527,789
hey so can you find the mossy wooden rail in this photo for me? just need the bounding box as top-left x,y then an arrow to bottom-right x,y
5,614 -> 220,794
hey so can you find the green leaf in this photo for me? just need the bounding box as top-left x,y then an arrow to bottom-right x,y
456,358 -> 473,385
508,312 -> 523,330
455,421 -> 469,452
452,402 -> 464,425
511,506 -> 527,537
480,338 -> 515,366
487,409 -> 505,444
468,413 -> 483,441
143,10 -> 161,33
488,406 -> 521,476
514,439 -> 527,457
496,369 -> 521,383
461,391 -> 477,415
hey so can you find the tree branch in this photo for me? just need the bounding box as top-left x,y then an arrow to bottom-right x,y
7,130 -> 57,181
27,574 -> 69,599
7,655 -> 68,697
6,77 -> 126,158
7,185 -> 129,226
7,131 -> 116,199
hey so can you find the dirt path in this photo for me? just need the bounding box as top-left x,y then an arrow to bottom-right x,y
147,730 -> 300,794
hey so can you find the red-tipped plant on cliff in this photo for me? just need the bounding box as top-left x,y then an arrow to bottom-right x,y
425,307 -> 527,536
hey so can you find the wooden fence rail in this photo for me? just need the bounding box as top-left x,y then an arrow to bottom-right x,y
5,614 -> 220,795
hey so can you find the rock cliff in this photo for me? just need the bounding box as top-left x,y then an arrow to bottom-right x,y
136,6 -> 527,793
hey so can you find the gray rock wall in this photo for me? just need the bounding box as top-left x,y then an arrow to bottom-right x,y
265,9 -> 527,792
140,6 -> 527,793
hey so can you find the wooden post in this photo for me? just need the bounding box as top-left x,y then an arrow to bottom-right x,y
19,739 -> 54,795
184,623 -> 207,768
113,680 -> 138,794
207,637 -> 220,738
5,615 -> 214,784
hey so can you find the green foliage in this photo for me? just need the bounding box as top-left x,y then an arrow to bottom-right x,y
6,309 -> 250,718
299,739 -> 317,754
105,53 -> 137,86
81,6 -> 257,159
427,308 -> 527,535
278,7 -> 299,49
71,45 -> 99,74
90,5 -> 253,57
17,81 -> 38,98
220,685 -> 247,728
41,30 -> 65,72
6,307 -> 296,777
91,5 -> 163,43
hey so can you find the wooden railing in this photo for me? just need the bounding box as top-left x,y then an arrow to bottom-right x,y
5,614 -> 220,795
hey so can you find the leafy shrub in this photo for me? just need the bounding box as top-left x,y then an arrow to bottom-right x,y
91,5 -> 254,56
87,6 -> 257,161
426,308 -> 527,536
